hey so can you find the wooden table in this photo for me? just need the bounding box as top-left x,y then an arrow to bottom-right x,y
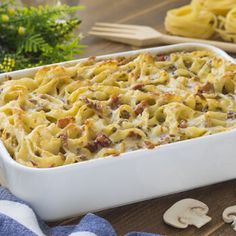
50,0 -> 236,235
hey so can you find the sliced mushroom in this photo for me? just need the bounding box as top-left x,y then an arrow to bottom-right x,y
163,198 -> 212,229
222,205 -> 236,231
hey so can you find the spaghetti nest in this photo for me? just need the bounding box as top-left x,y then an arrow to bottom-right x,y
165,0 -> 236,42
1,50 -> 236,168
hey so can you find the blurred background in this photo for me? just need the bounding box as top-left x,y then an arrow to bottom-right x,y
17,0 -> 79,6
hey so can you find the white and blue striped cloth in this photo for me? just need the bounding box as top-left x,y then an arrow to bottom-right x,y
0,187 -> 161,236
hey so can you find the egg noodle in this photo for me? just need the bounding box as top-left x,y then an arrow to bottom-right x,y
165,5 -> 216,39
165,0 -> 236,42
1,50 -> 236,168
191,0 -> 236,15
217,8 -> 236,43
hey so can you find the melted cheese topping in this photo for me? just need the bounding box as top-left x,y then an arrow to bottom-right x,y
1,50 -> 236,168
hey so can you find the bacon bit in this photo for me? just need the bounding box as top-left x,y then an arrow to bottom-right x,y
178,119 -> 188,128
156,54 -> 169,61
59,133 -> 68,147
227,112 -> 236,119
85,133 -> 112,152
132,83 -> 144,90
109,96 -> 120,110
85,141 -> 98,153
134,101 -> 149,115
95,133 -> 112,147
199,82 -> 214,93
6,75 -> 12,80
57,116 -> 75,129
128,131 -> 141,139
145,141 -> 156,149
84,98 -> 102,112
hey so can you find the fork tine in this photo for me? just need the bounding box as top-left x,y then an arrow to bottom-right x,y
89,31 -> 139,46
89,31 -> 135,39
95,22 -> 144,30
91,26 -> 135,34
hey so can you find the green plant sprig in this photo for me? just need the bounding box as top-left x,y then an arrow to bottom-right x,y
0,1 -> 85,73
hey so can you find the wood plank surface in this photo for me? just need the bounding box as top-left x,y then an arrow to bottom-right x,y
78,0 -> 189,57
45,0 -> 236,235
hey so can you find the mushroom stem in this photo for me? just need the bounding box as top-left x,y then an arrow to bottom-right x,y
222,206 -> 236,231
194,215 -> 212,228
231,216 -> 236,231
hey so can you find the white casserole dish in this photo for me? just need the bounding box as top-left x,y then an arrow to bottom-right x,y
0,43 -> 235,221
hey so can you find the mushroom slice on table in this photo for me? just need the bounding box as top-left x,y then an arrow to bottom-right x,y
222,205 -> 236,231
163,198 -> 212,229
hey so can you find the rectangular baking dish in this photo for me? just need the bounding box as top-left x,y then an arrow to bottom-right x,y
0,43 -> 235,221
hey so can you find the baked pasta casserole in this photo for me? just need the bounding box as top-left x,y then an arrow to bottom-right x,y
1,50 -> 236,168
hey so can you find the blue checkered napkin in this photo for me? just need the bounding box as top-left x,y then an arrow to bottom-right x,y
0,187 -> 161,236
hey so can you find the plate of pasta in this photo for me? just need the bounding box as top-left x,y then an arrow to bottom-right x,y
165,0 -> 236,43
0,43 -> 236,221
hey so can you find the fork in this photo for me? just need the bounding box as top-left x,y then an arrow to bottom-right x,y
89,22 -> 236,53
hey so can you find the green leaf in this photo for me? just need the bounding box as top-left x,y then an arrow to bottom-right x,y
18,34 -> 51,53
0,0 -> 84,72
